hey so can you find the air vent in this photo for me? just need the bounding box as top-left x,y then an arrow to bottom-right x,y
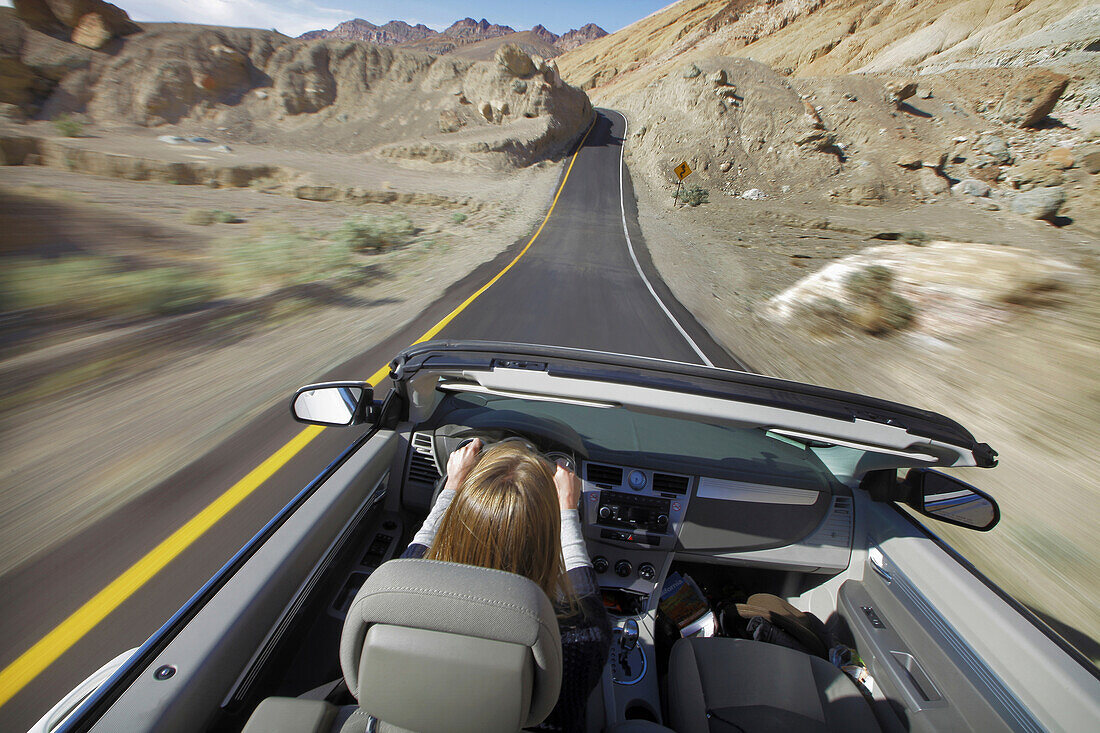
653,473 -> 689,495
411,431 -> 434,455
407,431 -> 439,484
586,463 -> 623,486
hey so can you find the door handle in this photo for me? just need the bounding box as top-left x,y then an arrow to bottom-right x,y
869,547 -> 892,583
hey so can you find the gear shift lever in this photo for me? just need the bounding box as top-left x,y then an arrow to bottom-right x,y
620,618 -> 639,651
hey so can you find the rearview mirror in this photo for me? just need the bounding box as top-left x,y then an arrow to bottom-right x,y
291,382 -> 373,427
904,469 -> 999,531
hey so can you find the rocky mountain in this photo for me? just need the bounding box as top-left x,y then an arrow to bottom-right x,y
442,17 -> 514,41
299,16 -> 607,56
298,19 -> 435,45
556,23 -> 609,52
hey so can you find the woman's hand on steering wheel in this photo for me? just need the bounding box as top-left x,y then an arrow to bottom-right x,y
553,462 -> 581,513
445,438 -> 481,492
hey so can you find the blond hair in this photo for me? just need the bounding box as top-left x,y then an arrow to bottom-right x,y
426,441 -> 577,610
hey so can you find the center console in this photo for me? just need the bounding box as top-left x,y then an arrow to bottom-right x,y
579,462 -> 686,727
580,461 -> 692,602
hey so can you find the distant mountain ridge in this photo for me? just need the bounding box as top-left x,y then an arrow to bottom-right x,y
298,19 -> 436,44
299,16 -> 607,56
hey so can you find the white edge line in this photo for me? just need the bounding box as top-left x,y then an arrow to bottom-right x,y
612,109 -> 714,368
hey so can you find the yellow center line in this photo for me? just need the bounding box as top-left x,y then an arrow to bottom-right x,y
0,116 -> 597,710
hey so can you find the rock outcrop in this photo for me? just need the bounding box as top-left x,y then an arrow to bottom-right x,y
0,12 -> 593,170
768,241 -> 1082,336
14,0 -> 139,48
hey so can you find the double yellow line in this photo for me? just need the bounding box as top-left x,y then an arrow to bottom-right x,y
0,118 -> 597,709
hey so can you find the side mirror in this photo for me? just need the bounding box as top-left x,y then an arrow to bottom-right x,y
904,469 -> 1000,532
291,382 -> 373,427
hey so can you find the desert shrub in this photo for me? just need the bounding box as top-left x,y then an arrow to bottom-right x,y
900,230 -> 930,246
185,209 -> 216,226
844,264 -> 894,299
212,210 -> 238,223
451,212 -> 468,224
336,214 -> 415,251
219,224 -> 353,294
680,185 -> 709,206
1,257 -> 214,319
843,265 -> 915,334
52,114 -> 83,137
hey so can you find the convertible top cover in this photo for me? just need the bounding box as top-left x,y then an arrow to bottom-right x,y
390,341 -> 998,468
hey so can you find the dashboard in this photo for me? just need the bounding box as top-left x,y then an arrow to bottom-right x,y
407,403 -> 855,603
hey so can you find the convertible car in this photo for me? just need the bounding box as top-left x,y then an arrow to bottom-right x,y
41,341 -> 1100,732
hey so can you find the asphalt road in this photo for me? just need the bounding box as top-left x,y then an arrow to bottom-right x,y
0,110 -> 742,731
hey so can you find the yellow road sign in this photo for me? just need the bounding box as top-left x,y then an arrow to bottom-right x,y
674,161 -> 692,181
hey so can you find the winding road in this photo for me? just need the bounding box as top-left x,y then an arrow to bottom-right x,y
0,110 -> 743,730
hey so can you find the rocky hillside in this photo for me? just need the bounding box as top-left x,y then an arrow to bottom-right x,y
558,0 -> 1098,232
0,9 -> 593,170
301,16 -> 607,57
558,0 -> 1097,89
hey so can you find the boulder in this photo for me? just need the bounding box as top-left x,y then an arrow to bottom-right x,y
996,69 -> 1069,128
884,80 -> 917,107
918,167 -> 950,195
845,181 -> 885,205
438,108 -> 465,133
1044,147 -> 1074,170
495,44 -> 535,78
294,184 -> 341,201
1005,160 -> 1064,190
71,13 -> 112,49
952,178 -> 991,197
1009,186 -> 1066,219
979,136 -> 1011,165
1082,150 -> 1100,175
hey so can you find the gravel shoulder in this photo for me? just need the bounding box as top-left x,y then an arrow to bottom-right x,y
632,169 -> 1100,661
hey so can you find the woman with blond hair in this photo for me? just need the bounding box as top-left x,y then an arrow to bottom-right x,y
401,438 -> 612,733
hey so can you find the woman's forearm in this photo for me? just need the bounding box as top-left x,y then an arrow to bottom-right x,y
560,509 -> 591,571
410,488 -> 456,548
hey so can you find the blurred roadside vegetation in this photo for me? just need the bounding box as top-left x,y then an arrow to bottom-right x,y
1,213 -> 418,322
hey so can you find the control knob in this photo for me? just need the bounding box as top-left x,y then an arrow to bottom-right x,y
638,563 -> 656,581
593,556 -> 609,574
598,506 -> 612,520
615,560 -> 632,578
656,514 -> 669,529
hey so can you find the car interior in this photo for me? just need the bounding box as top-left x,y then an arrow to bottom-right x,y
71,346 -> 1100,733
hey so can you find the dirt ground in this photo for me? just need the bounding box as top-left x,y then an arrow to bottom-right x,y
0,145 -> 562,576
633,169 -> 1100,662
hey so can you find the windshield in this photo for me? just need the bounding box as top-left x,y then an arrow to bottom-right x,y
434,392 -> 839,491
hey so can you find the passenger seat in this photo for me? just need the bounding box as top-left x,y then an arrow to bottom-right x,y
668,637 -> 881,732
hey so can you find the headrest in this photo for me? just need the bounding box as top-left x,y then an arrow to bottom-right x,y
340,559 -> 562,728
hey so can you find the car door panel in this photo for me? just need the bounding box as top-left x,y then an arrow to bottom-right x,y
845,494 -> 1100,732
85,430 -> 400,733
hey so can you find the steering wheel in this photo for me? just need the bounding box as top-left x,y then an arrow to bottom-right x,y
428,422 -> 583,506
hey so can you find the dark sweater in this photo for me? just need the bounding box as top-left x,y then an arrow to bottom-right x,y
403,543 -> 612,733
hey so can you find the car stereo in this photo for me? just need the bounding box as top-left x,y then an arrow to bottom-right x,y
596,491 -> 671,534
